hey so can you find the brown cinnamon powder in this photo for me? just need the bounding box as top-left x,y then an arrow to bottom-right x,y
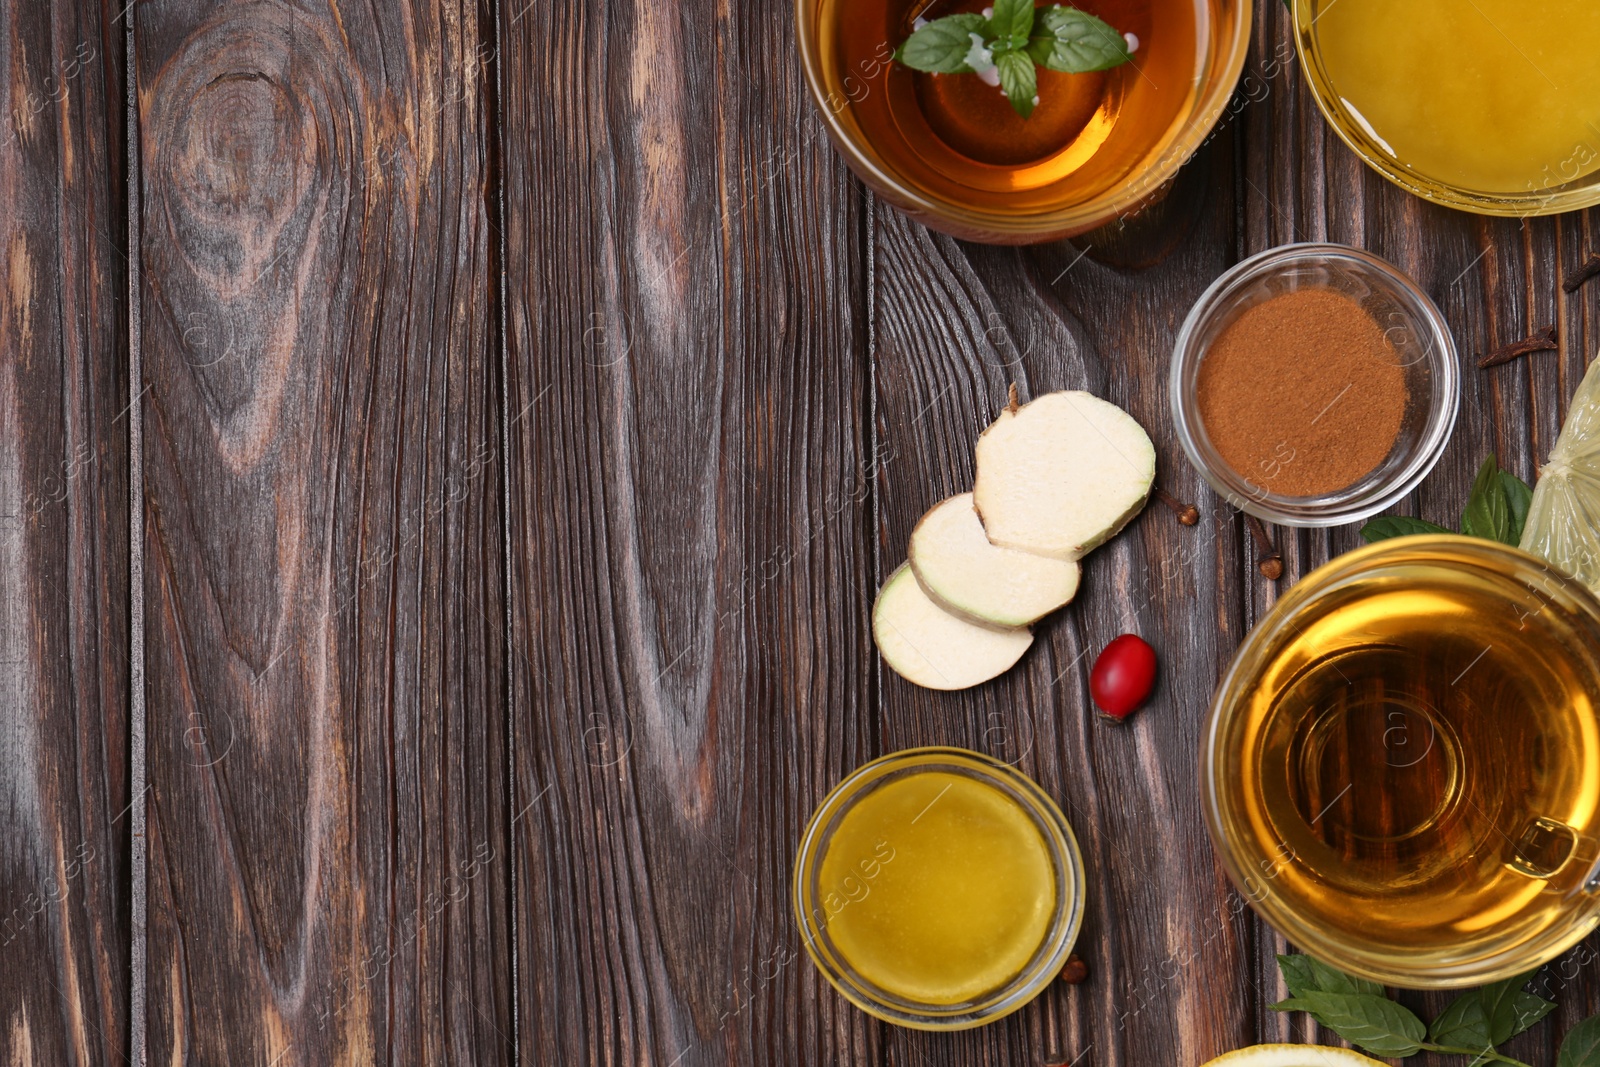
1196,288 -> 1407,497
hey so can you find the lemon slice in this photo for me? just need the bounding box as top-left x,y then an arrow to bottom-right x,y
1521,356 -> 1600,593
1200,1046 -> 1388,1067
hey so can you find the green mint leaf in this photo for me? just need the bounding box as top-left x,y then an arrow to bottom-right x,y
1276,955 -> 1321,1000
987,0 -> 1037,49
1505,992 -> 1558,1039
1307,957 -> 1385,998
1028,5 -> 1132,73
1561,1015 -> 1600,1067
1274,954 -> 1385,998
1361,516 -> 1452,543
896,14 -> 986,73
1480,968 -> 1554,1045
1461,454 -> 1514,544
995,51 -> 1037,117
1501,469 -> 1534,543
1274,991 -> 1426,1057
1429,992 -> 1493,1056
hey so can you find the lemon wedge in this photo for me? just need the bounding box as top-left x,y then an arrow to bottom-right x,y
1521,356 -> 1600,593
1200,1046 -> 1389,1067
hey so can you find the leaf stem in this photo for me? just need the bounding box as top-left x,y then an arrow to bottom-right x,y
1418,1042 -> 1533,1067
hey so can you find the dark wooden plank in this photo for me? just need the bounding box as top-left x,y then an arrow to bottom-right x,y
870,124 -> 1256,1062
1241,4 -> 1600,1064
0,4 -> 131,1063
136,3 -> 509,1062
498,0 -> 876,1061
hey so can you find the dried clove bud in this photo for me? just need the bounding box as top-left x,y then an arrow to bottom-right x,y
1154,487 -> 1199,526
1246,513 -> 1284,580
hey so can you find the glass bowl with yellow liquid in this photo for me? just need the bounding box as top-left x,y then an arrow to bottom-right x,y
1292,0 -> 1600,215
794,748 -> 1085,1028
1204,536 -> 1600,988
795,0 -> 1252,243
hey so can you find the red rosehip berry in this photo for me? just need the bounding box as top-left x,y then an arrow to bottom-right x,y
1090,634 -> 1157,721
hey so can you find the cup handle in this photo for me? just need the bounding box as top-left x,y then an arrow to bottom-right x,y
1509,817 -> 1600,890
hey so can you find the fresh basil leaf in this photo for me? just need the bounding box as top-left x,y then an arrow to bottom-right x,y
1480,968 -> 1554,1045
1273,991 -> 1427,1057
996,51 -> 1037,117
1361,515 -> 1453,543
1561,1015 -> 1600,1067
1430,991 -> 1493,1055
1028,5 -> 1132,74
987,0 -> 1037,49
1461,455 -> 1514,545
1502,469 -> 1534,543
896,14 -> 986,73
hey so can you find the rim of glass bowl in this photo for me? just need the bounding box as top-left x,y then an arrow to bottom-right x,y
792,747 -> 1085,1030
793,0 -> 1254,243
1169,243 -> 1461,528
1290,0 -> 1600,217
1201,536 -> 1600,988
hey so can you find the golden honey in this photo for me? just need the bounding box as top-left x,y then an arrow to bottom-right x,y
818,771 -> 1055,1004
794,749 -> 1082,1027
1304,0 -> 1600,196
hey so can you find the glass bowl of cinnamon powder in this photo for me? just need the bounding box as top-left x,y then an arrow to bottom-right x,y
1170,243 -> 1459,527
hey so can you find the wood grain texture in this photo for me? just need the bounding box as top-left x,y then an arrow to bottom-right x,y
137,2 -> 509,1062
0,3 -> 130,1064
1,0 -> 1597,1060
870,120 -> 1256,1065
498,0 -> 877,1061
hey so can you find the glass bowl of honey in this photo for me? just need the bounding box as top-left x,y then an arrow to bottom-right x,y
795,0 -> 1252,243
793,748 -> 1084,1029
1292,0 -> 1600,215
1170,243 -> 1460,528
1204,536 -> 1600,987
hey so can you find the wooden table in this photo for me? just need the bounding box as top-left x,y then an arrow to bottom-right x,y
5,0 -> 1600,1063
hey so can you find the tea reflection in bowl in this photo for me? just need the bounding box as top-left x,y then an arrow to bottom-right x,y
794,0 -> 1251,243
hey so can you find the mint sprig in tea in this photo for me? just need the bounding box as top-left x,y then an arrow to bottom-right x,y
894,1 -> 1133,119
812,0 -> 1211,199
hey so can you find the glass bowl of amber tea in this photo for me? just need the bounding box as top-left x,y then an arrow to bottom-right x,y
796,0 -> 1251,244
1206,536 -> 1600,987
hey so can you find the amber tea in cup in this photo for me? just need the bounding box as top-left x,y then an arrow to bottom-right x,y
796,0 -> 1250,241
1205,537 -> 1600,987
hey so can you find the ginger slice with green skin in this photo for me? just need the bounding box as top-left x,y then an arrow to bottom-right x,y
974,390 -> 1155,561
910,492 -> 1080,627
872,563 -> 1032,690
